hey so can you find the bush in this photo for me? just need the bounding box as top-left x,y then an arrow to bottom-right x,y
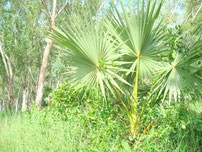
0,83 -> 201,151
133,102 -> 202,151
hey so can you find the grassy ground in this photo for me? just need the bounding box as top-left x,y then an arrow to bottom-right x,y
0,111 -> 125,152
0,102 -> 201,152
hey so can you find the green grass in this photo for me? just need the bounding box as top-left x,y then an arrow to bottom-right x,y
0,111 -> 124,152
0,102 -> 201,152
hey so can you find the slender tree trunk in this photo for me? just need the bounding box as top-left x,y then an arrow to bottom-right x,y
35,0 -> 68,109
15,94 -> 19,112
0,43 -> 14,109
192,5 -> 201,21
35,39 -> 53,109
0,98 -> 2,111
113,0 -> 118,5
99,0 -> 108,10
35,0 -> 57,109
7,58 -> 14,109
3,99 -> 5,111
168,0 -> 181,22
22,88 -> 28,111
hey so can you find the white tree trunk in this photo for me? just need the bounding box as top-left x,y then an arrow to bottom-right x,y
0,43 -> 14,109
35,0 -> 69,109
15,97 -> 19,111
22,88 -> 28,111
35,0 -> 57,109
2,99 -> 5,111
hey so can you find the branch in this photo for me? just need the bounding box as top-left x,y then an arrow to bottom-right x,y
55,0 -> 69,19
181,11 -> 192,25
41,8 -> 49,18
41,0 -> 51,19
0,43 -> 9,77
192,5 -> 202,21
168,0 -> 181,23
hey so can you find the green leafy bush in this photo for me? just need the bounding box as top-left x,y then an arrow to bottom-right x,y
132,102 -> 202,151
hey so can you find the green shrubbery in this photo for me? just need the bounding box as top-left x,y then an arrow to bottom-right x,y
43,83 -> 202,151
0,83 -> 201,151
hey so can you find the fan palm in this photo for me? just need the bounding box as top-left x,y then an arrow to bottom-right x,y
156,27 -> 202,103
48,13 -> 131,98
49,0 -> 166,136
48,0 -> 201,137
105,0 -> 165,134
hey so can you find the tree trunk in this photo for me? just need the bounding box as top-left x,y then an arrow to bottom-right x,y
15,95 -> 19,112
35,0 -> 69,109
2,99 -> 5,111
7,58 -> 14,109
0,98 -> 2,111
0,43 -> 14,109
22,88 -> 28,111
35,39 -> 53,109
35,0 -> 57,109
192,5 -> 201,21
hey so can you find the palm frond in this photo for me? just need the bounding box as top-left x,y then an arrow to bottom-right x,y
156,34 -> 202,103
106,0 -> 165,80
48,14 -> 131,97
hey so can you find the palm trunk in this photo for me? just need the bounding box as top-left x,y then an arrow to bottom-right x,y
129,57 -> 140,134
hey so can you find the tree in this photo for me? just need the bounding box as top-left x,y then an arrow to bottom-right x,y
0,0 -> 45,110
0,43 -> 14,109
35,0 -> 68,109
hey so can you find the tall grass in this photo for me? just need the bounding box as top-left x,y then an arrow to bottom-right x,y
0,111 -> 124,152
0,101 -> 201,152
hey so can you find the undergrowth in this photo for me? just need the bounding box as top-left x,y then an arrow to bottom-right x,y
0,85 -> 201,152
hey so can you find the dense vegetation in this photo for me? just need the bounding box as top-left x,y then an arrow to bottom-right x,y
0,0 -> 201,151
0,95 -> 201,151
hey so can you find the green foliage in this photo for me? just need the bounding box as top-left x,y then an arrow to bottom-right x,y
0,101 -> 201,151
122,101 -> 202,151
166,25 -> 186,63
0,0 -> 202,151
107,0 -> 165,80
49,13 -> 130,96
49,83 -> 118,123
156,25 -> 202,103
49,0 -> 201,137
0,99 -> 127,151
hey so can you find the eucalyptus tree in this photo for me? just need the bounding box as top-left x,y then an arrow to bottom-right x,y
182,0 -> 202,31
35,0 -> 70,109
0,43 -> 14,109
0,0 -> 44,110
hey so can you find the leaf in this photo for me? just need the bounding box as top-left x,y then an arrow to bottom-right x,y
106,0 -> 165,81
121,141 -> 131,152
49,12 -> 130,97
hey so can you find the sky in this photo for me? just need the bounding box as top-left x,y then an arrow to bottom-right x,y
3,0 -> 185,25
